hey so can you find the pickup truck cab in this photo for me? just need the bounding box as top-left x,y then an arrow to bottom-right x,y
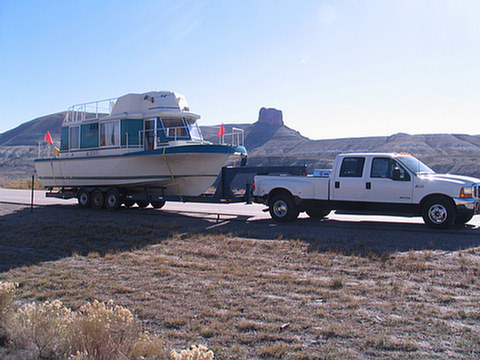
253,153 -> 480,229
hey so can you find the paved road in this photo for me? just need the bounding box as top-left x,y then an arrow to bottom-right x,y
1,188 -> 479,228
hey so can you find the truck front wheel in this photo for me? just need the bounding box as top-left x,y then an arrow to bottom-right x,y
269,194 -> 299,222
422,196 -> 456,229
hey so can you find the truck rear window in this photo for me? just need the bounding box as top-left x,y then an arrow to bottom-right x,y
340,157 -> 365,177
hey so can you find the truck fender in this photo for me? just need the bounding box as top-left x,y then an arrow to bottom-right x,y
419,193 -> 455,213
267,188 -> 299,206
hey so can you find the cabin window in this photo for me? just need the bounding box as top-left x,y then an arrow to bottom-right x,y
69,126 -> 80,150
121,119 -> 143,146
81,123 -> 99,148
100,121 -> 120,147
160,118 -> 189,140
60,127 -> 69,150
371,158 -> 410,181
339,157 -> 365,177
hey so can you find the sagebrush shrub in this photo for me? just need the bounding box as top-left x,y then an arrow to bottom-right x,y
170,345 -> 214,360
0,283 -> 212,359
0,282 -> 16,314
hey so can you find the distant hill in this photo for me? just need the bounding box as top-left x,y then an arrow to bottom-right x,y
1,112 -> 480,184
0,113 -> 65,146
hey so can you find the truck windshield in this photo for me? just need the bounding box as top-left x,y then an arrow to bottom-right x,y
397,156 -> 434,175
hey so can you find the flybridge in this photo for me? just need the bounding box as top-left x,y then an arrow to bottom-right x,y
64,91 -> 194,124
64,97 -> 117,123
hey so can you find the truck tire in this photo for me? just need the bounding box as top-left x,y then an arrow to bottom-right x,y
455,212 -> 474,225
105,188 -> 121,211
269,194 -> 299,222
136,201 -> 149,208
306,208 -> 330,219
151,200 -> 166,209
77,188 -> 91,208
91,189 -> 104,209
422,196 -> 455,229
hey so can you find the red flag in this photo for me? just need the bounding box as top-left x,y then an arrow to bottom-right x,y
44,131 -> 53,145
216,124 -> 225,137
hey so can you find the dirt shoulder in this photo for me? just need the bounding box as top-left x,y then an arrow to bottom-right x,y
1,203 -> 480,359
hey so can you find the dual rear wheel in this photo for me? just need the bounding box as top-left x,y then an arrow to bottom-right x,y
269,194 -> 330,222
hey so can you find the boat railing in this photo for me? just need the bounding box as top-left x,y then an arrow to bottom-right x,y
137,126 -> 245,149
216,127 -> 244,147
37,141 -> 60,159
64,97 -> 118,123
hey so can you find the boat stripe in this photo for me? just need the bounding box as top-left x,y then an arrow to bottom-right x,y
37,174 -> 218,181
34,144 -> 247,163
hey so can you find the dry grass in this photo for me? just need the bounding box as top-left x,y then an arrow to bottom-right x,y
2,178 -> 43,190
1,204 -> 480,359
0,283 -> 213,360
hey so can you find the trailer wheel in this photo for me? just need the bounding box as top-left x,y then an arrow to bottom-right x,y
77,188 -> 91,208
136,201 -> 149,208
123,200 -> 135,208
306,208 -> 330,219
105,189 -> 121,211
422,195 -> 455,229
269,194 -> 299,222
91,189 -> 104,209
151,200 -> 166,209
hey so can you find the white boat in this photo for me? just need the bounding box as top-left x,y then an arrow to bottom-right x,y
34,91 -> 247,197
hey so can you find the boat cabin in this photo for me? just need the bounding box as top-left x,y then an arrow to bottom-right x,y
59,91 -> 205,154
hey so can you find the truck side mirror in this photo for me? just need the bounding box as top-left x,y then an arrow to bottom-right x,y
392,168 -> 402,180
392,168 -> 410,181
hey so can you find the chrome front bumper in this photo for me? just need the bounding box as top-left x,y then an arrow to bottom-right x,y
453,197 -> 480,215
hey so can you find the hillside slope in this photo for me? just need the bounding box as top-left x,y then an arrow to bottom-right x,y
1,113 -> 480,182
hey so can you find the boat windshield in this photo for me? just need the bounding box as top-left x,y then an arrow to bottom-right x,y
187,121 -> 203,141
159,117 -> 203,142
397,155 -> 435,175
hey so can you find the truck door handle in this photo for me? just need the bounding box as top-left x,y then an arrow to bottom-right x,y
335,181 -> 340,189
366,182 -> 371,190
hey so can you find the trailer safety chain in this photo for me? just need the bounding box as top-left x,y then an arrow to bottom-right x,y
162,147 -> 183,202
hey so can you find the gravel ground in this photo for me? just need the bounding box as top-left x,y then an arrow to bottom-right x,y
1,203 -> 480,359
0,203 -> 479,271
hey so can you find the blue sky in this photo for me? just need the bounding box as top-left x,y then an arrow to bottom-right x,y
1,0 -> 479,139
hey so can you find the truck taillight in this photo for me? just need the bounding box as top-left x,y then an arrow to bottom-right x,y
460,187 -> 473,198
252,181 -> 255,192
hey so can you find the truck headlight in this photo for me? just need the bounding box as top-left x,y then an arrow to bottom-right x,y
460,187 -> 473,198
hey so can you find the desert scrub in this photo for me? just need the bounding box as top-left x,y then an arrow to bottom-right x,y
0,283 -> 213,360
0,282 -> 17,347
170,345 -> 214,360
0,282 -> 16,313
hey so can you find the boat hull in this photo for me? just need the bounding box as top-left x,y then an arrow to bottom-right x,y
34,145 -> 246,196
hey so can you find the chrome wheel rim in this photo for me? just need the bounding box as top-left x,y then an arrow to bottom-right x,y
428,204 -> 447,224
273,200 -> 288,218
79,193 -> 88,206
107,194 -> 117,208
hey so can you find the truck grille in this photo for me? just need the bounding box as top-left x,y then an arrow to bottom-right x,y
475,185 -> 480,198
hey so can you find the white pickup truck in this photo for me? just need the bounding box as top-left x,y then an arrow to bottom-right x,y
252,153 -> 480,229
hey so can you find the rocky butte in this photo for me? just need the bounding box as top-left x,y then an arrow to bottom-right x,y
258,107 -> 284,127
